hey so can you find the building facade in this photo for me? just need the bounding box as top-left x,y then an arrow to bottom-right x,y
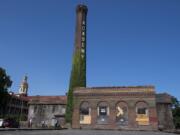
5,92 -> 29,121
156,93 -> 174,129
72,87 -> 174,130
0,76 -> 29,121
72,86 -> 158,130
28,96 -> 66,128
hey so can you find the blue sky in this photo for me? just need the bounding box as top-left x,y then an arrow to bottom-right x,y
0,0 -> 180,99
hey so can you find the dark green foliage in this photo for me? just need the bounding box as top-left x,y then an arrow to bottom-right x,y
0,67 -> 12,91
172,96 -> 180,129
0,67 -> 12,117
66,49 -> 86,123
79,52 -> 86,87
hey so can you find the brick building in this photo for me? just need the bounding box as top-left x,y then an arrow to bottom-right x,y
70,5 -> 174,130
156,93 -> 174,129
4,92 -> 29,121
28,96 -> 66,128
72,86 -> 174,130
0,76 -> 29,120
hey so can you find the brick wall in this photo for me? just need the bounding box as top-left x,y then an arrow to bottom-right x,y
72,90 -> 158,130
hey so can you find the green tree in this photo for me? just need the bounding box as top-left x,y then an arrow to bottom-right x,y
0,67 -> 12,117
172,96 -> 180,129
65,49 -> 86,123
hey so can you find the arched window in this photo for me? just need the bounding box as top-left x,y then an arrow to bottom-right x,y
135,101 -> 149,125
79,101 -> 91,124
116,102 -> 128,126
97,101 -> 109,124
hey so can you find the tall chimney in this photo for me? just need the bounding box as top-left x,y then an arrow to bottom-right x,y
66,4 -> 88,123
71,4 -> 88,87
74,4 -> 88,56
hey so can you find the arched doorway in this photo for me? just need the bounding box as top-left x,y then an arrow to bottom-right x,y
135,101 -> 149,125
116,101 -> 128,126
79,101 -> 91,124
97,101 -> 109,124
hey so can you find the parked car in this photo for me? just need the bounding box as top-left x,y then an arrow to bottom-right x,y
2,118 -> 19,128
0,119 -> 4,127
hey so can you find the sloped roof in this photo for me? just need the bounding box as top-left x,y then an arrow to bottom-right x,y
28,95 -> 67,105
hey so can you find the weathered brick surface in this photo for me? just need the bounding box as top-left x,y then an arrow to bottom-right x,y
28,103 -> 66,128
156,103 -> 174,130
72,86 -> 159,130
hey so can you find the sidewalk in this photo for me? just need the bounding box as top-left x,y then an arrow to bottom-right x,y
0,127 -> 67,131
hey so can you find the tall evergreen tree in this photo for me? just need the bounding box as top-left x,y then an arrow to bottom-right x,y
66,5 -> 88,123
0,67 -> 12,117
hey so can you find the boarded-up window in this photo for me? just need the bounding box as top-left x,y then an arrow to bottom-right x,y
79,102 -> 91,124
136,101 -> 149,125
116,102 -> 128,126
97,101 -> 109,124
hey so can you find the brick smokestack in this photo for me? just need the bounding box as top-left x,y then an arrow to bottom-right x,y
66,4 -> 88,123
74,4 -> 88,54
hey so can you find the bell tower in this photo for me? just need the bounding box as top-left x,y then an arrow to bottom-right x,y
19,75 -> 28,96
